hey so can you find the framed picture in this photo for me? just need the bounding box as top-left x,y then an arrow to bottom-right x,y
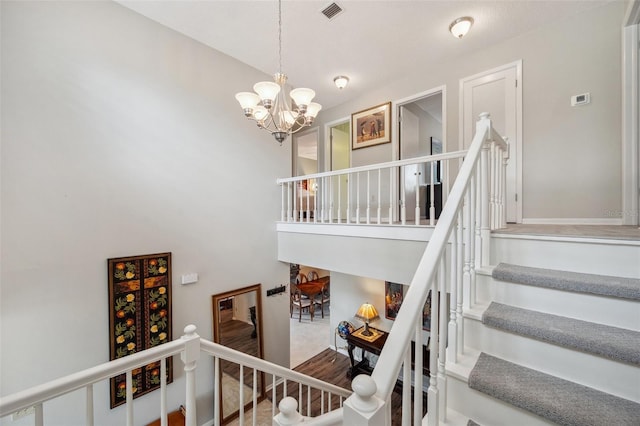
384,282 -> 405,320
352,102 -> 391,149
108,252 -> 173,408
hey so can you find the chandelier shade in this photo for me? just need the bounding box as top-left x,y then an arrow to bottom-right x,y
235,0 -> 322,144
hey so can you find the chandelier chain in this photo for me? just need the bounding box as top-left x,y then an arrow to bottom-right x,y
278,0 -> 282,74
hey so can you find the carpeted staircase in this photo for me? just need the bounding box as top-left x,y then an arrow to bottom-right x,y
466,263 -> 640,426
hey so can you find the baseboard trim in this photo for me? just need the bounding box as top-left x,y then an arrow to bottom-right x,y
522,218 -> 623,225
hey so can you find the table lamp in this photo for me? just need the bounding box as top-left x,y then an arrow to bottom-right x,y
355,302 -> 379,336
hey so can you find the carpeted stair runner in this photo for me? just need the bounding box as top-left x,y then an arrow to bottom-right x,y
469,353 -> 640,426
482,302 -> 640,366
492,263 -> 640,300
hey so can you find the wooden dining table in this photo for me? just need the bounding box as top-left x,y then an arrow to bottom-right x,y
295,276 -> 329,321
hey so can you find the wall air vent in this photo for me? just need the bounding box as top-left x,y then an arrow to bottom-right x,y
321,2 -> 343,20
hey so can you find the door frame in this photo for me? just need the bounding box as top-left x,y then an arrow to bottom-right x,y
393,86 -> 447,223
459,60 -> 523,223
622,1 -> 639,225
324,116 -> 351,173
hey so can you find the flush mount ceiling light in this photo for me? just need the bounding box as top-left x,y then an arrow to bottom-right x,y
333,75 -> 349,90
449,16 -> 474,39
235,0 -> 321,144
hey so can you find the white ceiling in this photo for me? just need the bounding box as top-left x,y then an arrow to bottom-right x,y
117,0 -> 611,111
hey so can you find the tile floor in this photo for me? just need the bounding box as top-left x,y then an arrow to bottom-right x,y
290,305 -> 331,368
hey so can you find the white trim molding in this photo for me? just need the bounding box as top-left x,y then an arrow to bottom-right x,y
522,218 -> 624,225
622,21 -> 639,225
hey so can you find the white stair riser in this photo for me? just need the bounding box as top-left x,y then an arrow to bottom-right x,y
491,236 -> 640,279
474,274 -> 640,331
446,374 -> 556,426
464,317 -> 640,402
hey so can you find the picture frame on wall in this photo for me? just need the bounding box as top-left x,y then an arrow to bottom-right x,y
384,282 -> 405,320
351,102 -> 391,149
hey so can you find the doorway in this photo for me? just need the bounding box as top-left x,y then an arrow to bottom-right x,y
326,118 -> 350,222
461,60 -> 523,223
293,127 -> 319,177
397,88 -> 445,224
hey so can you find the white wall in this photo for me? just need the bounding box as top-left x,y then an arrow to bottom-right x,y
0,1 -> 290,424
317,1 -> 626,221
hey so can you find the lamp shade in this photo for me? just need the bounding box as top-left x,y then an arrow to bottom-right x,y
449,16 -> 474,39
306,102 -> 322,118
253,81 -> 281,103
253,105 -> 268,121
355,303 -> 379,322
290,87 -> 316,107
235,92 -> 260,110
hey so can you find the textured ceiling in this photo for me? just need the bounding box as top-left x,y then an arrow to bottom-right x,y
117,0 -> 611,110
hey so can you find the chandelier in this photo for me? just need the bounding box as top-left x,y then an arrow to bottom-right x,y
235,0 -> 322,144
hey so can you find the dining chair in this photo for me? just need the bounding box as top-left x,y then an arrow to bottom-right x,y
290,283 -> 312,322
307,270 -> 319,281
314,279 -> 330,318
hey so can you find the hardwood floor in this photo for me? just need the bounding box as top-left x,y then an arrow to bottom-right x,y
279,348 -> 421,425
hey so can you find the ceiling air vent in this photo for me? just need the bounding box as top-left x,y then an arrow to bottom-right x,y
321,2 -> 343,20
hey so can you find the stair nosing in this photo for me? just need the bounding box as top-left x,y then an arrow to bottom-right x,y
482,302 -> 640,366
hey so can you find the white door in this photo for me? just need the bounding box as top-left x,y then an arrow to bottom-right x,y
399,106 -> 421,222
461,61 -> 522,223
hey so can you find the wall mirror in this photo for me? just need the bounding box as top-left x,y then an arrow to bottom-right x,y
212,284 -> 265,425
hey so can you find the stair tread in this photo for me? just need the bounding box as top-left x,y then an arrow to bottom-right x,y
492,263 -> 640,300
483,302 -> 640,366
469,353 -> 640,426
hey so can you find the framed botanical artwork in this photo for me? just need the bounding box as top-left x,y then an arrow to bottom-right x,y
352,102 -> 391,149
384,282 -> 405,320
108,252 -> 173,408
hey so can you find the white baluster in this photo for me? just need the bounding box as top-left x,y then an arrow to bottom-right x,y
253,368 -> 258,426
239,365 -> 244,425
427,276 -> 439,426
346,173 -> 351,224
272,374 -> 277,418
356,172 -> 361,224
463,184 -> 472,310
292,181 -> 297,223
402,347 -> 411,426
401,166 -> 406,225
377,169 -> 382,224
35,403 -> 43,426
480,136 -> 490,267
456,210 -> 465,356
287,182 -> 292,223
415,167 -> 421,225
86,384 -> 94,426
307,385 -> 311,416
388,169 -> 393,224
126,370 -> 133,426
180,324 -> 200,426
502,139 -> 509,228
366,170 -> 371,224
438,258 -> 447,422
329,176 -> 333,223
160,358 -> 167,426
471,169 -> 478,306
215,358 -> 221,426
413,320 -> 423,426
429,161 -> 436,226
321,390 -> 325,415
281,183 -> 285,222
448,226 -> 458,364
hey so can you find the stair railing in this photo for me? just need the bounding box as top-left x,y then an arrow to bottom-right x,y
277,152 -> 468,226
335,112 -> 509,425
0,325 -> 351,426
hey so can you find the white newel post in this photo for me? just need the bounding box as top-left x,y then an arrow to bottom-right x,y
343,375 -> 386,425
273,396 -> 307,425
180,325 -> 200,426
478,113 -> 491,267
